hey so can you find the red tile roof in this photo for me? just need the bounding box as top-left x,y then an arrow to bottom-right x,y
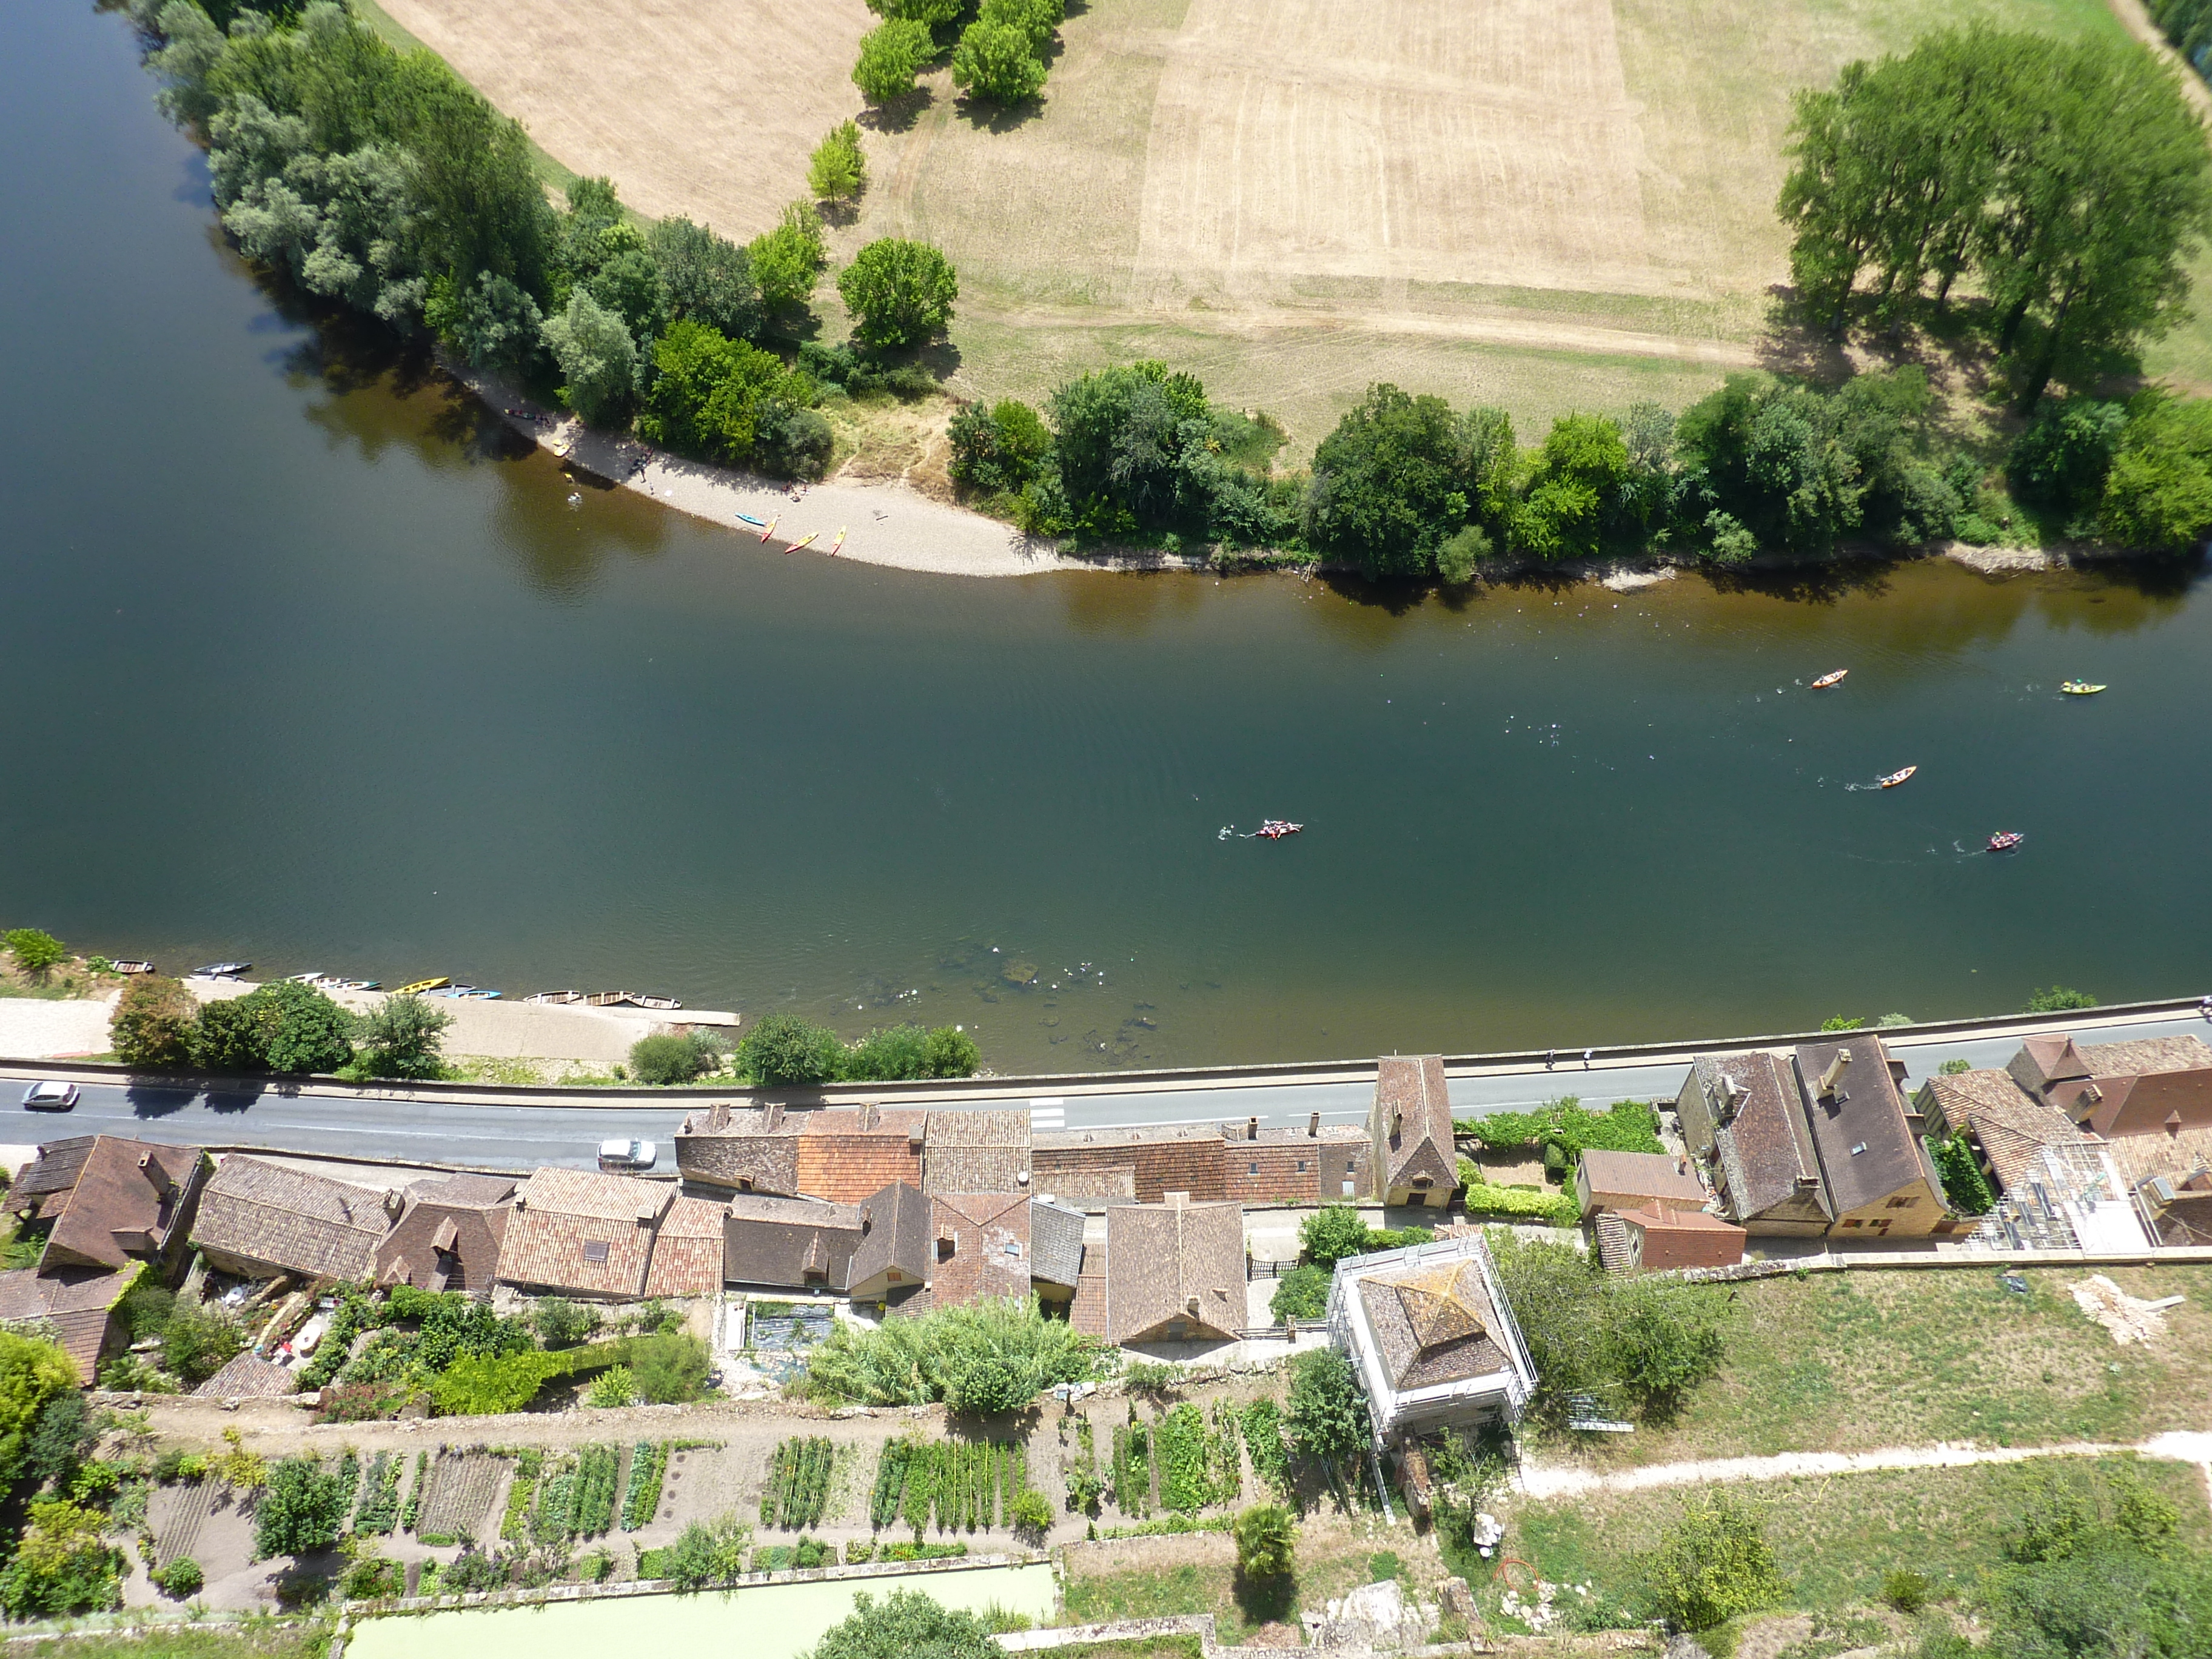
497,1168 -> 671,1298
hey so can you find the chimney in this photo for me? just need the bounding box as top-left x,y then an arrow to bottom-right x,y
1184,1295 -> 1201,1316
1246,1116 -> 1259,1141
1818,1049 -> 1852,1098
709,1101 -> 731,1132
859,1103 -> 880,1132
136,1152 -> 172,1196
1307,1111 -> 1320,1138
382,1189 -> 406,1221
765,1102 -> 786,1132
1392,1109 -> 1403,1138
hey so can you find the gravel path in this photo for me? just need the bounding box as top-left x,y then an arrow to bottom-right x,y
1516,1429 -> 2212,1500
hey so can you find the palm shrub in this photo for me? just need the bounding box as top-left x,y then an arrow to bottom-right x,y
1234,1503 -> 1296,1579
802,1295 -> 1103,1409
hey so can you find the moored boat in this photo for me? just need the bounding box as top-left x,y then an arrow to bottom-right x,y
395,976 -> 450,995
1254,820 -> 1303,839
2060,680 -> 2106,695
109,960 -> 154,976
634,994 -> 682,1011
1987,831 -> 2025,852
527,990 -> 585,1005
192,962 -> 250,978
1811,669 -> 1848,689
1877,766 -> 1917,788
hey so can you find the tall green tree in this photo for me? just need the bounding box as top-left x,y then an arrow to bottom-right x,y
0,1334 -> 81,1487
852,20 -> 935,105
837,238 -> 958,347
1282,1348 -> 1368,1465
951,20 -> 1045,105
350,993 -> 453,1081
648,217 -> 764,342
541,289 -> 639,426
1302,385 -> 1513,578
749,201 -> 828,313
253,1455 -> 350,1559
808,121 -> 867,207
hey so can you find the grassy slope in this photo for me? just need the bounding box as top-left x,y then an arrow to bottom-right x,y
1543,1264 -> 2212,1472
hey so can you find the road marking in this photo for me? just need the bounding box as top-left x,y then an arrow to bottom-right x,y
1030,1098 -> 1066,1128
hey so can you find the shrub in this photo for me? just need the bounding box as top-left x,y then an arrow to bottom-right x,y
1283,1349 -> 1367,1466
750,201 -> 828,313
110,975 -> 198,1068
340,1555 -> 401,1600
151,1556 -> 204,1599
0,1499 -> 122,1617
629,1031 -> 710,1085
161,1303 -> 245,1387
534,1298 -> 599,1350
738,1012 -> 846,1087
666,1513 -> 752,1589
1269,1265 -> 1329,1324
348,994 -> 453,1081
631,1333 -> 713,1404
255,1455 -> 350,1560
1298,1205 -> 1372,1268
809,120 -> 867,206
1928,1133 -> 1996,1216
803,1295 -> 1105,1407
951,21 -> 1045,106
1009,1486 -> 1052,1540
1882,1567 -> 1931,1614
1456,1171 -> 1580,1226
1233,1503 -> 1296,1580
4,929 -> 66,977
854,19 -> 934,104
948,398 -> 1053,495
1641,1492 -> 1785,1631
2024,985 -> 2097,1013
838,238 -> 959,349
979,0 -> 1064,49
811,1587 -> 1000,1659
586,1364 -> 637,1407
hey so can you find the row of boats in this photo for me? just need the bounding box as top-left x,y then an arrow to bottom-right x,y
126,964 -> 681,1009
1811,668 -> 2106,697
734,512 -> 846,557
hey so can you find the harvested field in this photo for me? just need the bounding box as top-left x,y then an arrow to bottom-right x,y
373,0 -> 2212,447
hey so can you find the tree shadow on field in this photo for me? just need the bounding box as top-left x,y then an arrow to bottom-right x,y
956,92 -> 1048,134
858,88 -> 934,136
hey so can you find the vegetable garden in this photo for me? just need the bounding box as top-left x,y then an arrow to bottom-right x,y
761,1435 -> 835,1530
868,1436 -> 1029,1535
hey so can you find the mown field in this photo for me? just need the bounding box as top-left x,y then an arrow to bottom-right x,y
372,0 -> 2212,449
1546,1263 -> 2212,1470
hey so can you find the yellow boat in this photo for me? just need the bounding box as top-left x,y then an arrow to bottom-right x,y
2060,680 -> 2106,695
395,976 -> 451,995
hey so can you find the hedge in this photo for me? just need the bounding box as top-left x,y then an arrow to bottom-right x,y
1456,1163 -> 1580,1225
431,1336 -> 648,1416
1455,1098 -> 1663,1161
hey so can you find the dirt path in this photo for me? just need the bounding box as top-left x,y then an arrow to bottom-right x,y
1517,1429 -> 2212,1501
2105,0 -> 2212,127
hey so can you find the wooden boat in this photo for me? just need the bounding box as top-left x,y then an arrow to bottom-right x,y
2060,680 -> 2106,695
109,960 -> 154,976
193,962 -> 250,978
1877,766 -> 1917,788
526,990 -> 585,1005
1811,669 -> 1848,689
1253,820 -> 1303,839
1987,831 -> 2025,852
634,994 -> 683,1011
588,991 -> 637,1007
395,976 -> 450,995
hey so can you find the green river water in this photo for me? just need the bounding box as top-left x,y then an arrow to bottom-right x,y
3,5 -> 2210,1073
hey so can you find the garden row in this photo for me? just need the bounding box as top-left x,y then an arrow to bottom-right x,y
869,1436 -> 1034,1535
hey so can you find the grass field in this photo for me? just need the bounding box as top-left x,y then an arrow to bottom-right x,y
1060,1547 -> 1389,1643
1506,1455 -> 2212,1622
1544,1264 -> 2212,1471
376,0 -> 2212,450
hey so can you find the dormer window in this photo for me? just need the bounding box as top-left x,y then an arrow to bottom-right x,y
582,1241 -> 609,1264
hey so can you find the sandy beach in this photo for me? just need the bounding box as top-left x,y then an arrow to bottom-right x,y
452,362 -> 1203,580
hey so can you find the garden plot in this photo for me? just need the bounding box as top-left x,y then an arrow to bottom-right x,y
415,1450 -> 511,1541
149,1478 -> 216,1569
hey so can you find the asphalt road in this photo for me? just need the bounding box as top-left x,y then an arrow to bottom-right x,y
1,1010 -> 2204,1175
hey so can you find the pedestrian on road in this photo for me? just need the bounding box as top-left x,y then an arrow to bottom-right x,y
1545,1050 -> 1555,1070
1583,1048 -> 1593,1068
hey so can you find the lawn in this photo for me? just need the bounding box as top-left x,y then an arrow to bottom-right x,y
1061,1547 -> 1385,1643
8,1627 -> 330,1659
1536,1264 -> 2212,1470
1504,1454 -> 2212,1620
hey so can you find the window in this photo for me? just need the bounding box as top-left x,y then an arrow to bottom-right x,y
1249,1162 -> 1260,1176
1342,1180 -> 1356,1196
1296,1160 -> 1307,1173
1346,1159 -> 1356,1173
1840,1219 -> 1862,1228
1886,1196 -> 1918,1209
1849,1142 -> 1868,1156
582,1240 -> 609,1263
1412,1176 -> 1432,1189
937,1237 -> 955,1261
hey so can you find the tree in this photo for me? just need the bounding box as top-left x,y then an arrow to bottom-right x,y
838,238 -> 959,348
2008,397 -> 2126,519
4,929 -> 65,978
921,1024 -> 982,1078
630,1031 -> 710,1085
1303,386 -> 1515,578
948,398 -> 1053,494
191,996 -> 269,1073
631,1333 -> 712,1403
2099,389 -> 2212,552
809,121 -> 867,207
2023,985 -> 2099,1014
738,1012 -> 846,1087
665,1513 -> 752,1590
1600,1275 -> 1727,1416
0,1499 -> 123,1618
1047,360 -> 1213,534
247,980 -> 357,1074
1233,1503 -> 1296,1580
1641,1492 -> 1786,1632
1283,1349 -> 1368,1466
1513,414 -> 1631,561
541,289 -> 638,426
750,201 -> 828,313
162,1303 -> 246,1386
648,216 -> 764,342
349,993 -> 454,1081
809,1588 -> 1000,1659
1298,1205 -> 1372,1268
424,269 -> 543,371
854,19 -> 936,105
1269,1264 -> 1330,1324
110,975 -> 198,1069
951,21 -> 1046,106
979,0 -> 1064,49
638,320 -> 809,463
253,1455 -> 350,1560
583,226 -> 671,343
22,1392 -> 95,1492
803,1294 -> 1104,1407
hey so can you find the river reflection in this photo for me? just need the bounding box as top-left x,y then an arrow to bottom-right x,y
2,3 -> 2209,1074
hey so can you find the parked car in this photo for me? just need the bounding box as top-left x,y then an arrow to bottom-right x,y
21,1081 -> 79,1111
597,1138 -> 657,1171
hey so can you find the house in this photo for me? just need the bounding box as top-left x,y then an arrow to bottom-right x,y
920,1192 -> 1033,1312
1794,1037 -> 1952,1238
192,1155 -> 398,1281
1326,1233 -> 1535,1445
674,1103 -> 801,1195
1607,1207 -> 1746,1272
644,1195 -> 729,1298
1103,1193 -> 1245,1346
1918,1069 -> 2091,1195
1034,1123 -> 1228,1204
674,1102 -> 930,1202
0,1263 -> 139,1385
922,1112 -> 1031,1195
1219,1116 -> 1375,1205
1572,1149 -> 1709,1218
2009,1034 -> 2212,1139
1028,1198 -> 1087,1309
1371,1056 -> 1459,1208
497,1168 -> 673,1299
846,1182 -> 933,1302
25,1136 -> 206,1277
6,1138 -> 96,1221
374,1173 -> 515,1295
1676,1052 -> 1832,1235
723,1191 -> 868,1292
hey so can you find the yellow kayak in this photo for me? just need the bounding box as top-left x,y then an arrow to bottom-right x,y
2060,680 -> 2106,695
395,976 -> 451,995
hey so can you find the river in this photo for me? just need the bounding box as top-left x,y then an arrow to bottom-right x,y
4,3 -> 2210,1076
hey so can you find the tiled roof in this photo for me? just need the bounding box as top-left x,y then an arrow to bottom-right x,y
1693,1052 -> 1830,1226
674,1104 -> 801,1195
42,1137 -> 203,1271
1104,1198 -> 1244,1343
1028,1199 -> 1086,1290
928,1193 -> 1031,1308
0,1264 -> 133,1382
375,1178 -> 512,1295
923,1111 -> 1031,1195
2082,1036 -> 2212,1077
1375,1056 -> 1457,1189
497,1168 -> 672,1298
848,1182 -> 931,1298
1794,1037 -> 1925,1217
1578,1149 -> 1707,1207
723,1191 -> 865,1290
194,1351 -> 299,1398
192,1156 -> 392,1281
405,1173 -> 518,1206
5,1138 -> 95,1218
1036,1123 -> 1224,1204
1927,1070 -> 2090,1192
644,1195 -> 727,1297
795,1107 -> 926,1202
1353,1253 -> 1510,1390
